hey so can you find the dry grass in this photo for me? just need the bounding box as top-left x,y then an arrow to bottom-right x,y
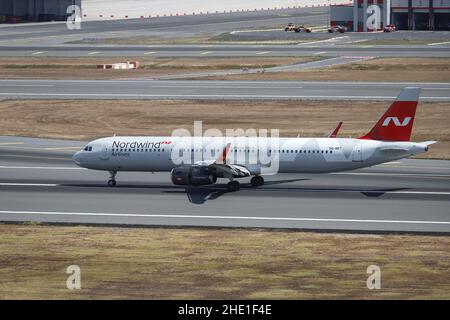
0,223 -> 449,299
0,99 -> 448,159
0,56 -> 307,80
204,58 -> 450,82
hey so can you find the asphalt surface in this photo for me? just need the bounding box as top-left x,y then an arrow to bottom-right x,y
1,7 -> 448,58
1,44 -> 449,58
0,136 -> 449,233
0,7 -> 330,46
1,79 -> 449,101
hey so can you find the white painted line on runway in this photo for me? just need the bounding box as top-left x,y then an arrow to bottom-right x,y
0,183 -> 58,187
392,191 -> 450,195
0,166 -> 84,170
87,51 -> 101,55
334,172 -> 450,178
378,164 -> 450,170
200,51 -> 212,55
31,51 -> 44,55
44,146 -> 81,151
151,85 -> 303,89
0,154 -> 72,161
313,51 -> 326,55
0,85 -> 54,87
428,41 -> 450,46
0,180 -> 448,195
0,93 -> 446,100
0,142 -> 24,146
144,51 -> 156,55
1,210 -> 449,226
256,51 -> 270,55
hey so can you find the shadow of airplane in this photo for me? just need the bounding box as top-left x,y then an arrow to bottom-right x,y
162,178 -> 311,204
62,178 -> 408,205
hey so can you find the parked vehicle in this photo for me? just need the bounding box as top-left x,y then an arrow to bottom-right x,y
284,23 -> 312,33
328,25 -> 347,33
383,24 -> 396,32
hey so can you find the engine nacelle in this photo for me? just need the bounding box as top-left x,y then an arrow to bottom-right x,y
171,165 -> 217,186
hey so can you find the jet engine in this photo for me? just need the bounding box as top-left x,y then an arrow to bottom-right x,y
171,165 -> 217,186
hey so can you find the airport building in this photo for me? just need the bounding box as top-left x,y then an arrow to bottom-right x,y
331,0 -> 450,31
0,0 -> 81,23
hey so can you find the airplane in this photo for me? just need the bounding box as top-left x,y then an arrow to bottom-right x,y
72,87 -> 436,192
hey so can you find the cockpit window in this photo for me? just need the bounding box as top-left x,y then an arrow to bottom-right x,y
84,146 -> 93,152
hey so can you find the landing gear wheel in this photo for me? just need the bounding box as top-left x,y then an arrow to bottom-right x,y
227,181 -> 240,192
107,170 -> 117,187
251,175 -> 264,187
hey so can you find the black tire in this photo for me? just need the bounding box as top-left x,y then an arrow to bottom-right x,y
251,176 -> 264,187
108,179 -> 116,187
227,181 -> 240,192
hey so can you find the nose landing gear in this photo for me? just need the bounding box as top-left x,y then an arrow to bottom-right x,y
108,170 -> 117,187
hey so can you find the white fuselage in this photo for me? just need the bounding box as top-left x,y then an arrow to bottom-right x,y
72,136 -> 428,175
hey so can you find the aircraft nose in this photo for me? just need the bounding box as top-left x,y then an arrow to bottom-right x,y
72,151 -> 82,165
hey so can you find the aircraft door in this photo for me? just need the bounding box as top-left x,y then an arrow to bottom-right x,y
352,143 -> 363,162
100,144 -> 110,160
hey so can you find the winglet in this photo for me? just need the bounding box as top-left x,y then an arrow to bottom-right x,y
328,121 -> 343,138
216,143 -> 231,164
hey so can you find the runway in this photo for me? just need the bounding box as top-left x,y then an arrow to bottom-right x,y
0,136 -> 449,233
1,79 -> 449,101
1,44 -> 450,58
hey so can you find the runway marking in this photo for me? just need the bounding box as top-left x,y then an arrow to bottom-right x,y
334,172 -> 450,178
378,165 -> 450,170
0,84 -> 54,87
0,142 -> 24,146
313,51 -> 326,55
0,183 -> 58,187
0,154 -> 72,161
151,85 -> 303,89
31,51 -> 44,55
87,51 -> 100,55
44,146 -> 81,151
0,166 -> 83,170
256,51 -> 270,55
0,181 -> 449,195
428,41 -> 450,46
200,51 -> 212,55
1,210 -> 449,226
0,93 -> 446,100
144,51 -> 156,55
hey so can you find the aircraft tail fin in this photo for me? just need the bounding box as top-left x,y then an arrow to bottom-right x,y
359,87 -> 421,141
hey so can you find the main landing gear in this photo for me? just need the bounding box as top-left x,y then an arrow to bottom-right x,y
226,176 -> 264,192
108,170 -> 117,187
226,180 -> 240,192
250,175 -> 264,187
